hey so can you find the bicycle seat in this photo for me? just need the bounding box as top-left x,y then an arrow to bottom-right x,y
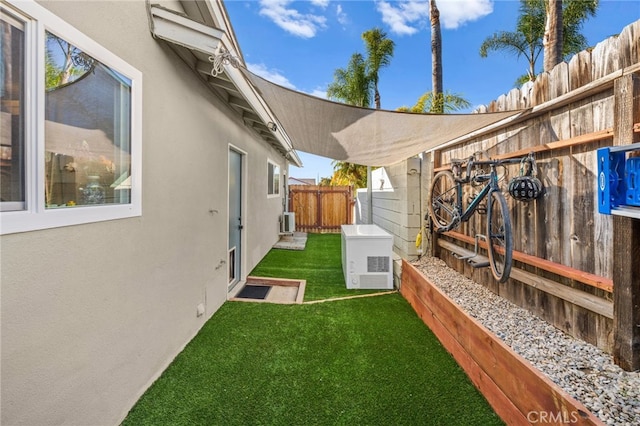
450,158 -> 466,165
473,174 -> 491,183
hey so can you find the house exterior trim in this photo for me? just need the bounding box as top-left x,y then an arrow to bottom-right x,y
148,4 -> 302,168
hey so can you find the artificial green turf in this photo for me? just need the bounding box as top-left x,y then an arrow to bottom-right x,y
123,295 -> 503,426
249,233 -> 381,301
124,234 -> 503,425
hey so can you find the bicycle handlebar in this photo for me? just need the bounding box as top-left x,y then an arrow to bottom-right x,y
453,154 -> 536,182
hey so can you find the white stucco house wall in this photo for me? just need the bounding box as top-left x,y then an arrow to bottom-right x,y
356,159 -> 422,260
0,1 -> 301,424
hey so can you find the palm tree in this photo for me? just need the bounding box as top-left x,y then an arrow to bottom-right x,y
319,177 -> 332,186
479,0 -> 545,84
561,0 -> 598,55
361,28 -> 394,219
398,91 -> 471,114
362,28 -> 395,110
402,1 -> 468,115
544,0 -> 563,71
326,53 -> 372,108
330,161 -> 368,189
328,28 -> 395,190
430,0 -> 444,113
480,0 -> 598,85
326,53 -> 372,189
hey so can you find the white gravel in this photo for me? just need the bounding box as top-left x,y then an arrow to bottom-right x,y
411,256 -> 640,426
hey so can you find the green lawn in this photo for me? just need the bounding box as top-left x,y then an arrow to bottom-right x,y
123,234 -> 503,426
249,233 -> 381,301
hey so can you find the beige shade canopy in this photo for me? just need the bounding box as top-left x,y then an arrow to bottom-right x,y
243,69 -> 525,167
45,121 -> 128,161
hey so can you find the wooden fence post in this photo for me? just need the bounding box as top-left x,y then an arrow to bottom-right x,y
347,186 -> 354,225
316,189 -> 322,230
430,150 -> 442,258
422,151 -> 434,257
612,73 -> 640,371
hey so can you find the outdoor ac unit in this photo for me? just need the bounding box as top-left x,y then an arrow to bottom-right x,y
281,212 -> 295,233
341,224 -> 393,290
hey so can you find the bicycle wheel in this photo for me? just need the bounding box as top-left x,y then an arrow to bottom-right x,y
429,171 -> 458,232
486,190 -> 513,282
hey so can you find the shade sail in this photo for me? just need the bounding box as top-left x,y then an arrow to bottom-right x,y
243,69 -> 525,167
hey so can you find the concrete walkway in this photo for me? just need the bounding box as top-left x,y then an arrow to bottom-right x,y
273,232 -> 308,250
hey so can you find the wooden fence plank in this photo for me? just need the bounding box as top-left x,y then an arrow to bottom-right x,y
617,20 -> 639,68
289,185 -> 353,233
569,50 -> 593,91
612,74 -> 640,371
591,36 -> 620,81
421,21 -> 638,360
437,239 -> 613,319
443,231 -> 613,292
433,127 -> 621,172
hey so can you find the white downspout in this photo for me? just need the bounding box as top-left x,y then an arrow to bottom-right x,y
367,165 -> 373,224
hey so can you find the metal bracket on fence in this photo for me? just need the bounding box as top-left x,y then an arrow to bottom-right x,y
453,234 -> 490,268
424,214 -> 433,233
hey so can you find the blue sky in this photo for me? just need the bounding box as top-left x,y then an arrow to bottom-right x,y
224,0 -> 639,181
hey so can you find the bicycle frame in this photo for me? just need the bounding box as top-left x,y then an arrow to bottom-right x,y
429,154 -> 530,283
452,163 -> 500,224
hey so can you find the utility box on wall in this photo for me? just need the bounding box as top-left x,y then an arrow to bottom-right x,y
281,212 -> 295,233
597,144 -> 640,219
341,224 -> 393,289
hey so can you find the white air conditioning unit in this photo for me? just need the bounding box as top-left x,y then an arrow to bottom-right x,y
281,212 -> 295,233
341,224 -> 393,290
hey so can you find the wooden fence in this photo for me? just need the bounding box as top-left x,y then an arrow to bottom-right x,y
420,20 -> 639,370
288,185 -> 354,233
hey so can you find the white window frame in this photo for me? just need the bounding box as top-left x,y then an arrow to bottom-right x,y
0,0 -> 142,235
267,159 -> 280,198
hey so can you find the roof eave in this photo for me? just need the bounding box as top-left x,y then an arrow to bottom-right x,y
148,4 -> 302,167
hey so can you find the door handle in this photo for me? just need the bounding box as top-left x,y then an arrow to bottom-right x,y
238,225 -> 244,230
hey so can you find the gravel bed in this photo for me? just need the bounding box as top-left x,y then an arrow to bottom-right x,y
411,256 -> 640,425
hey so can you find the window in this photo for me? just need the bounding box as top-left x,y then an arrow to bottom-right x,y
1,0 -> 142,234
44,32 -> 132,208
1,12 -> 26,211
267,160 -> 280,196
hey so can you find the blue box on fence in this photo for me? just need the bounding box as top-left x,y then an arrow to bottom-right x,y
598,144 -> 640,218
597,148 -> 626,214
626,157 -> 640,206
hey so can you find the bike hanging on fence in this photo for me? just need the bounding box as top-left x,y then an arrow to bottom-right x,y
428,152 -> 541,283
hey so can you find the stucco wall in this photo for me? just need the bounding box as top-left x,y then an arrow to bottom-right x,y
0,1 -> 286,425
356,159 -> 422,260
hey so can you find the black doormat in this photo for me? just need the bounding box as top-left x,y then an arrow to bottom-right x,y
236,285 -> 272,300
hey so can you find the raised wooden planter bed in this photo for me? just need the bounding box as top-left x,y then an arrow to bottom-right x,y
400,260 -> 604,426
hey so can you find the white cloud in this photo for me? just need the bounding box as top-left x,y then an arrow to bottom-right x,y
247,63 -> 296,89
438,0 -> 493,29
376,0 -> 429,35
336,4 -> 349,26
310,0 -> 330,8
308,88 -> 328,99
376,0 -> 493,35
259,0 -> 327,38
247,63 -> 327,99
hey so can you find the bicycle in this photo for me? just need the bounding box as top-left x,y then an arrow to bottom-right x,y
428,152 -> 536,283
